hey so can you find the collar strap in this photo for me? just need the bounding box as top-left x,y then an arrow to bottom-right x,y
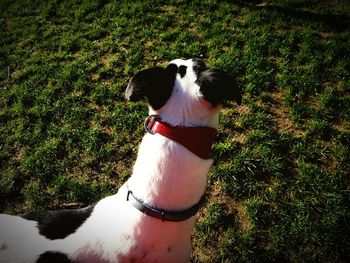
126,187 -> 203,222
144,115 -> 217,159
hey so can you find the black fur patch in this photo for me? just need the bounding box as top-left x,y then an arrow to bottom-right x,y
22,205 -> 95,240
37,251 -> 72,263
192,58 -> 207,76
196,68 -> 242,106
178,65 -> 187,78
125,64 -> 177,110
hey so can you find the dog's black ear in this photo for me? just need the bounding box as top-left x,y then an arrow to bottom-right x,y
125,64 -> 178,110
196,68 -> 242,106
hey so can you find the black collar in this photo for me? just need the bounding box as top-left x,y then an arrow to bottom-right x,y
126,187 -> 203,222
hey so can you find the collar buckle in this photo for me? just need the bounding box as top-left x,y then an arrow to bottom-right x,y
144,115 -> 159,134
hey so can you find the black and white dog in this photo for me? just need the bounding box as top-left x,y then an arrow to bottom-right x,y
0,58 -> 241,263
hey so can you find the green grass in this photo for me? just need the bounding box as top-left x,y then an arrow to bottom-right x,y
1,0 -> 350,262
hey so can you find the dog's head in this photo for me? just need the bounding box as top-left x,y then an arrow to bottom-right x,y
125,58 -> 242,126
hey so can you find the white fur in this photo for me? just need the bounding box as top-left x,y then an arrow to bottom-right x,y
0,59 -> 222,263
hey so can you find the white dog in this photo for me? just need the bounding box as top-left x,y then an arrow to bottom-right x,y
0,58 -> 241,263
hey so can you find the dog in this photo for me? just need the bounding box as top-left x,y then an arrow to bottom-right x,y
0,58 -> 241,263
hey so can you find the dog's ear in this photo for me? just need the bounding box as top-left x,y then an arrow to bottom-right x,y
125,64 -> 178,110
196,68 -> 242,106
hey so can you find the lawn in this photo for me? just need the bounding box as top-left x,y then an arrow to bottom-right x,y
1,0 -> 349,262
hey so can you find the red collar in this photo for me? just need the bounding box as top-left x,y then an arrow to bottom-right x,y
144,115 -> 217,159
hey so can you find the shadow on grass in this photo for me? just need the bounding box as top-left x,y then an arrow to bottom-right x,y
236,0 -> 350,32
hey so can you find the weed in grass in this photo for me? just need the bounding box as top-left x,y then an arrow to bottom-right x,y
307,118 -> 333,140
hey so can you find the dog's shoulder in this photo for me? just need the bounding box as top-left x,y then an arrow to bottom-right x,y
21,204 -> 96,240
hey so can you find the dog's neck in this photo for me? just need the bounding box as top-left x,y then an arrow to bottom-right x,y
127,111 -> 218,213
148,89 -> 222,129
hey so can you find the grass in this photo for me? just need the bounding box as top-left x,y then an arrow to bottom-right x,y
1,0 -> 350,262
